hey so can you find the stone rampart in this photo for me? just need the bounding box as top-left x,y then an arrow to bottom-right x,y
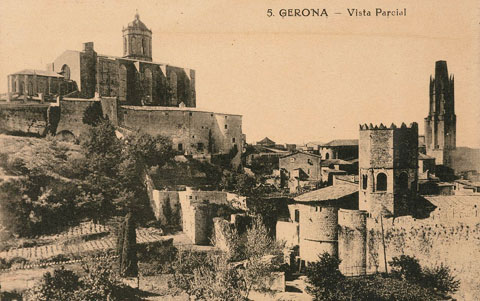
0,102 -> 50,136
299,205 -> 338,263
338,209 -> 368,276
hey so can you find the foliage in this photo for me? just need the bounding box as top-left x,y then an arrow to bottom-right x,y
82,101 -> 105,126
305,253 -> 460,301
27,260 -> 141,301
28,267 -> 81,301
117,212 -> 138,278
172,216 -> 284,300
305,253 -> 345,301
422,264 -> 460,294
137,239 -> 178,275
389,255 -> 423,282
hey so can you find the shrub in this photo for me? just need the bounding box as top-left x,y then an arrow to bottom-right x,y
423,264 -> 460,294
305,252 -> 345,301
389,255 -> 423,282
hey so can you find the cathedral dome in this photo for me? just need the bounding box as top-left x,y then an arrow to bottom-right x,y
126,12 -> 151,32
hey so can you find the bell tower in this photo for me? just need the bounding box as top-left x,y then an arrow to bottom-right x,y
122,11 -> 152,62
424,61 -> 456,167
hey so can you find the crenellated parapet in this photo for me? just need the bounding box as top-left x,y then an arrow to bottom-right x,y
359,122 -> 418,131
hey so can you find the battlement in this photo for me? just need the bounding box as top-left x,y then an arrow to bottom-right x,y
359,122 -> 418,131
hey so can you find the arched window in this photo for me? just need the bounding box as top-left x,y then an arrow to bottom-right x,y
61,64 -> 70,80
325,153 -> 330,159
119,65 -> 127,100
131,36 -> 137,54
142,38 -> 146,55
28,81 -> 33,96
123,37 -> 127,55
398,172 -> 409,192
362,175 -> 368,190
144,68 -> 153,104
168,70 -> 177,104
376,173 -> 387,191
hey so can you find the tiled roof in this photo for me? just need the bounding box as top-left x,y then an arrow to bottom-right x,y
294,182 -> 358,202
321,159 -> 352,166
11,69 -> 63,78
281,151 -> 322,159
321,139 -> 358,147
424,195 -> 480,207
258,137 -> 275,145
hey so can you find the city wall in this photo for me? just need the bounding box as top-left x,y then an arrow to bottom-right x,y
366,215 -> 480,300
119,106 -> 243,164
0,102 -> 50,136
299,205 -> 338,263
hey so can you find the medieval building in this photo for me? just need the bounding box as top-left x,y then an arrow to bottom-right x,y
1,13 -> 242,165
358,123 -> 418,217
424,60 -> 456,167
7,13 -> 195,107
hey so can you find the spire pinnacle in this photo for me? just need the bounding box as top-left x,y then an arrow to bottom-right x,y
135,9 -> 140,20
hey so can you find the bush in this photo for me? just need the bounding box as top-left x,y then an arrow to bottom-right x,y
305,253 -> 345,301
137,239 -> 178,275
423,264 -> 460,294
389,255 -> 423,282
27,260 -> 141,301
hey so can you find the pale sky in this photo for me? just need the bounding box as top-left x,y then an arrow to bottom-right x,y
1,0 -> 479,147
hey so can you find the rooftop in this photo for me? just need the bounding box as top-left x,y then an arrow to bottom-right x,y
121,105 -> 242,117
294,182 -> 358,203
321,139 -> 358,147
321,159 -> 353,166
10,69 -> 63,78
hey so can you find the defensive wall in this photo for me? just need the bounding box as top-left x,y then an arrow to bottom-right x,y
148,186 -> 246,245
118,106 -> 243,165
0,102 -> 51,136
298,205 -> 338,263
366,212 -> 480,300
0,97 -> 243,166
338,209 -> 368,276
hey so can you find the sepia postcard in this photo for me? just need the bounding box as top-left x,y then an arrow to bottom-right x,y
0,0 -> 479,300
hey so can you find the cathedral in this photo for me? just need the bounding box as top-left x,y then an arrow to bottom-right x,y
7,12 -> 196,108
1,13 -> 243,166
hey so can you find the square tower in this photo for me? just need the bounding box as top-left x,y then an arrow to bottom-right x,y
358,123 -> 418,217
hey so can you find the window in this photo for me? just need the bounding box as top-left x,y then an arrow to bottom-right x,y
61,64 -> 71,80
290,157 -> 295,163
178,143 -> 183,151
224,124 -> 228,129
189,112 -> 193,116
294,209 -> 300,223
197,143 -> 204,151
376,173 -> 387,191
362,175 -> 368,190
325,153 -> 330,159
232,138 -> 236,143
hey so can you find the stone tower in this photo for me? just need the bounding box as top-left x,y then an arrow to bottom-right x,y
358,123 -> 418,217
122,12 -> 152,62
424,61 -> 456,167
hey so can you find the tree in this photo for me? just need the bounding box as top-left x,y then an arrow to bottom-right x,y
117,212 -> 138,278
82,101 -> 104,126
389,255 -> 423,282
305,252 -> 345,301
28,267 -> 81,301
